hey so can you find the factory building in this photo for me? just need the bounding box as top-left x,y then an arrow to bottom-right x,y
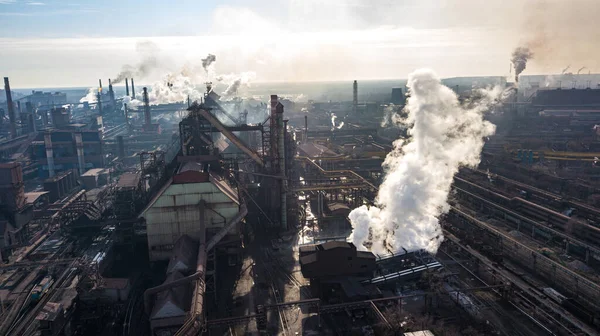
31,127 -> 104,178
20,91 -> 67,108
140,163 -> 242,261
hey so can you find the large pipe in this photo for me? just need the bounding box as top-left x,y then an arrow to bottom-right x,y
125,78 -> 130,97
4,77 -> 17,139
143,87 -> 151,127
131,78 -> 136,99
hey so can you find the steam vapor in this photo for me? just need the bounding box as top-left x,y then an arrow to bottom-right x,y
202,54 -> 217,72
348,69 -> 496,254
223,78 -> 242,97
79,88 -> 97,104
511,47 -> 534,82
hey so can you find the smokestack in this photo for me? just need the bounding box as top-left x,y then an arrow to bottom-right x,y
108,79 -> 116,108
4,77 -> 17,139
25,102 -> 35,133
123,103 -> 129,129
143,87 -> 151,127
96,89 -> 103,115
131,78 -> 136,99
125,78 -> 130,97
352,80 -> 358,115
304,115 -> 308,143
99,79 -> 103,90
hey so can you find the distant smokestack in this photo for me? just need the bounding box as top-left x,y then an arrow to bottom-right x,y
4,77 -> 17,139
143,87 -> 151,126
99,79 -> 103,89
108,78 -> 116,108
125,78 -> 130,96
123,103 -> 129,128
304,115 -> 308,142
131,78 -> 136,99
97,89 -> 103,115
352,80 -> 358,114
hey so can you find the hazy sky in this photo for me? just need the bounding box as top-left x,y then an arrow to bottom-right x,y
1,0 -> 599,88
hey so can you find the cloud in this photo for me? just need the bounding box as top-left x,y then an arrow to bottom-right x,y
0,8 -> 96,16
0,0 -> 16,3
27,2 -> 45,5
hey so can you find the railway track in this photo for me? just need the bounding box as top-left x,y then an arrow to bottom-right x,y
440,233 -> 597,336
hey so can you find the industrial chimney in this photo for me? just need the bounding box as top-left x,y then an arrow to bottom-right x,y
131,78 -> 136,99
143,87 -> 151,127
125,78 -> 130,97
352,80 -> 358,115
4,77 -> 17,139
108,79 -> 116,108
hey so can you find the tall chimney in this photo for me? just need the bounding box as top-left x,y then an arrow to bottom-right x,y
96,89 -> 103,115
4,77 -> 17,139
131,78 -> 136,99
352,80 -> 358,115
123,103 -> 129,129
125,78 -> 130,96
99,79 -> 103,90
108,78 -> 116,108
304,115 -> 308,143
143,87 -> 151,127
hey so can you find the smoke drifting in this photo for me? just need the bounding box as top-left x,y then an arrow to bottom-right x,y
223,78 -> 241,97
202,54 -> 217,72
113,41 -> 161,84
348,69 -> 496,254
511,47 -> 533,82
79,88 -> 97,104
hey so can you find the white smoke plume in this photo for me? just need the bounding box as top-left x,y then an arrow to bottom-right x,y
337,121 -> 344,129
223,78 -> 242,97
219,72 -> 256,99
348,69 -> 497,254
121,96 -> 144,110
331,113 -> 337,128
79,88 -> 97,104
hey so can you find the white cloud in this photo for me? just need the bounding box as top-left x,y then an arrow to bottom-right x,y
27,2 -> 45,5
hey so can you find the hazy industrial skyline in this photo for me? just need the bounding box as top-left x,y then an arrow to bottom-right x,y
1,0 -> 599,88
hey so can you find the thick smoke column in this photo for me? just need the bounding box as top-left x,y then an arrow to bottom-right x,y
511,47 -> 534,82
202,54 -> 216,72
348,69 -> 496,254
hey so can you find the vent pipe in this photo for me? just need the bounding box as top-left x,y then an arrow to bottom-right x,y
4,77 -> 17,139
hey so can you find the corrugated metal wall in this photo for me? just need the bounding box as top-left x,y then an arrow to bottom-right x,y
144,182 -> 239,261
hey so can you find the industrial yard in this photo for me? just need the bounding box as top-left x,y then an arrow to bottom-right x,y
0,70 -> 599,336
1,1 -> 600,334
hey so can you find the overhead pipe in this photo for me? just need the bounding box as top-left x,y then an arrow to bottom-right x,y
206,203 -> 248,251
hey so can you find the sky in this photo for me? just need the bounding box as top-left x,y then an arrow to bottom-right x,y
1,0 -> 599,88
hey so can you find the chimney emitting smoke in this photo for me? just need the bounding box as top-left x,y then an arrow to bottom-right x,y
143,87 -> 151,127
125,78 -> 130,96
131,78 -> 136,99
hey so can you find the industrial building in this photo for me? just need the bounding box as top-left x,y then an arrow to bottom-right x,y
0,71 -> 600,336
